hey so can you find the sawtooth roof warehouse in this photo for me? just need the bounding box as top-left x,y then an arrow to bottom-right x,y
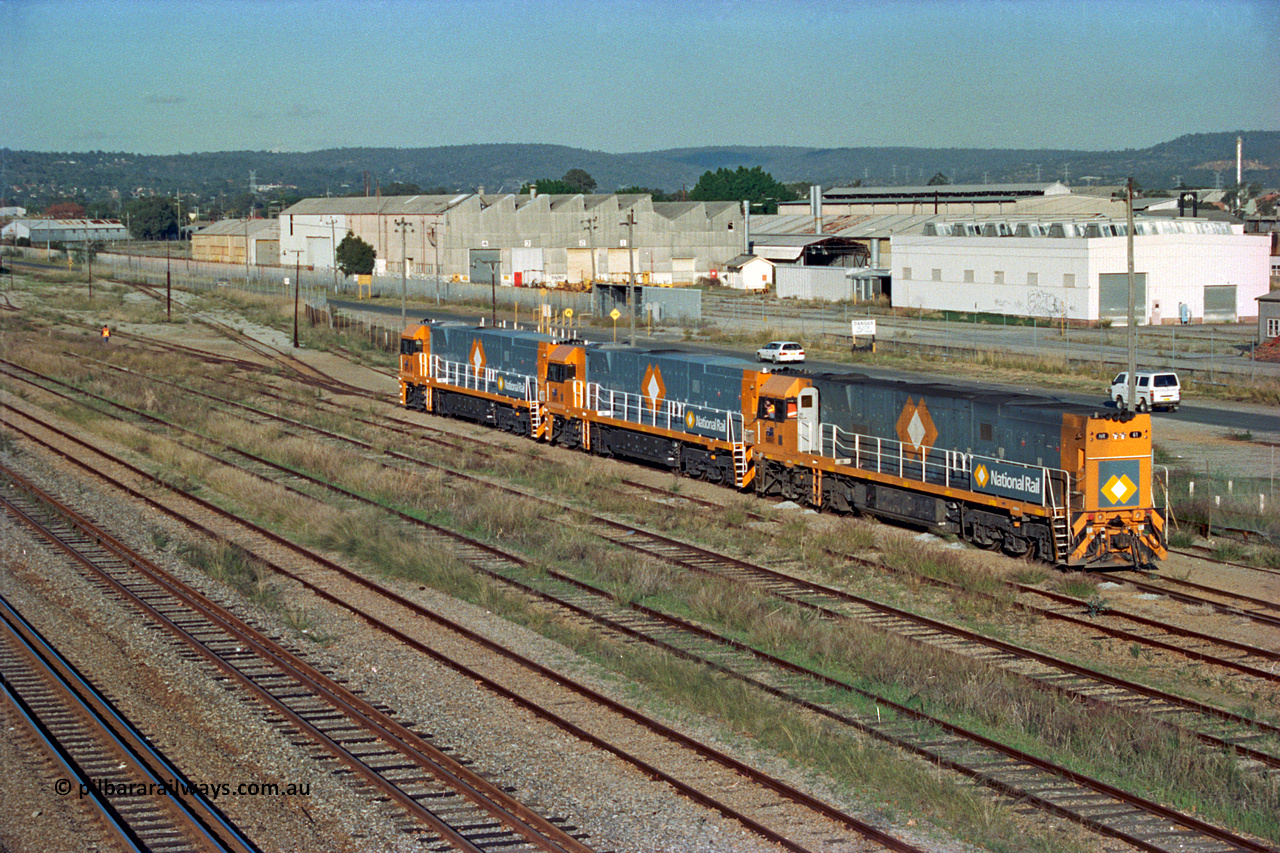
259,186 -> 1272,325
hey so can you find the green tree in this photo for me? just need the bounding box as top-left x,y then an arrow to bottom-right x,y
126,196 -> 179,239
688,166 -> 798,213
335,231 -> 376,276
562,168 -> 596,193
520,169 -> 598,196
382,181 -> 423,195
616,186 -> 673,201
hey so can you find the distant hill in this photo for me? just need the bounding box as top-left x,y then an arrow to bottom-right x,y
4,132 -> 1277,210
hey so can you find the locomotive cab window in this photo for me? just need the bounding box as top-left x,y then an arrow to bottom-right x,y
400,339 -> 423,355
757,398 -> 788,422
547,363 -> 576,383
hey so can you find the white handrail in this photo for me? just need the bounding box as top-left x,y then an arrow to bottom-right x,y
430,356 -> 536,399
821,422 -> 1057,505
586,383 -> 742,443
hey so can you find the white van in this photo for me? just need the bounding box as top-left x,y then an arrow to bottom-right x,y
1110,371 -> 1181,413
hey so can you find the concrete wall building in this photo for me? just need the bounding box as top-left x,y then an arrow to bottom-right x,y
192,218 -> 279,266
893,218 -> 1270,324
278,193 -> 744,288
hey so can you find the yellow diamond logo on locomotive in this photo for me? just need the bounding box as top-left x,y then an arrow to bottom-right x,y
1102,474 -> 1137,505
497,375 -> 505,392
973,463 -> 989,488
895,397 -> 938,459
641,364 -> 666,413
685,410 -> 696,429
468,339 -> 487,377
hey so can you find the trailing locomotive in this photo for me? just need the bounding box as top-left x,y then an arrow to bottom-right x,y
400,322 -> 1166,569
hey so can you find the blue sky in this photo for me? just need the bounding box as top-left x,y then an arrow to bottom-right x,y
4,0 -> 1277,155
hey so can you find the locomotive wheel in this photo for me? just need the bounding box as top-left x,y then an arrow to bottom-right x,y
1002,536 -> 1031,557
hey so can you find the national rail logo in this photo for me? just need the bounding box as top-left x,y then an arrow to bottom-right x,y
1102,473 -> 1138,506
468,339 -> 486,377
1098,460 -> 1140,507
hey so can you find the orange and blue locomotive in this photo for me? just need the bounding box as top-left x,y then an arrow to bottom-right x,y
400,322 -> 1166,569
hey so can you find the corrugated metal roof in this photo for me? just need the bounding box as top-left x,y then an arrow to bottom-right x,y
195,218 -> 278,237
751,212 -> 940,239
282,195 -> 463,216
822,181 -> 1069,198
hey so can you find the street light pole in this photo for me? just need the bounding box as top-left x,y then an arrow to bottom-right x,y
394,218 -> 412,328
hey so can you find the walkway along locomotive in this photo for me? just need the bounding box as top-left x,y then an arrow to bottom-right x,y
400,323 -> 1167,569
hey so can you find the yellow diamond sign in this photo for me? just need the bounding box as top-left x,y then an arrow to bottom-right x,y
974,464 -> 989,488
1102,474 -> 1137,506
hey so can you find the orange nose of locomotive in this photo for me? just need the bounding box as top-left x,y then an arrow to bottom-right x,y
1075,412 -> 1166,568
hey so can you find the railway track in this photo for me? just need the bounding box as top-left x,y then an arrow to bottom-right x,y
0,401 -> 927,852
5,338 -> 1274,845
5,367 -> 1280,851
21,352 -> 1276,693
0,464 -> 598,853
0,593 -> 260,853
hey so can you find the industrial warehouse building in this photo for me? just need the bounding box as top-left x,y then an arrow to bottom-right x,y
751,185 -> 1273,323
1,218 -> 130,243
191,218 -> 279,266
892,218 -> 1271,324
177,181 -> 1275,327
276,193 -> 745,287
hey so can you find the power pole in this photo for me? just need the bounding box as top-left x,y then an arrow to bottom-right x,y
581,214 -> 598,285
621,210 -> 637,346
481,258 -> 500,326
1126,177 -> 1136,410
394,218 -> 412,328
286,248 -> 303,348
430,222 -> 441,304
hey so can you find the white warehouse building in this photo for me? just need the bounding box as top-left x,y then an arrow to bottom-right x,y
892,219 -> 1271,324
278,193 -> 744,287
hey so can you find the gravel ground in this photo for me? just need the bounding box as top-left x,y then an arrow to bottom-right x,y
4,301 -> 1274,853
0,429 -> 984,853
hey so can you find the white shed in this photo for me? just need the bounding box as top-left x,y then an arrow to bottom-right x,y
723,254 -> 773,290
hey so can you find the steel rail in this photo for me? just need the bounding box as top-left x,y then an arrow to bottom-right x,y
0,469 -> 594,853
0,594 -> 259,853
0,408 -> 924,853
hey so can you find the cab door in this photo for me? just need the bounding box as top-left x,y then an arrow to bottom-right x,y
797,388 -> 818,453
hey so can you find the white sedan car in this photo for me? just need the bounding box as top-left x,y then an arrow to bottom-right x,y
755,341 -> 805,363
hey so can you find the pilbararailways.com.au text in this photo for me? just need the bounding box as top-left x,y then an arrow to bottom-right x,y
54,777 -> 311,800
